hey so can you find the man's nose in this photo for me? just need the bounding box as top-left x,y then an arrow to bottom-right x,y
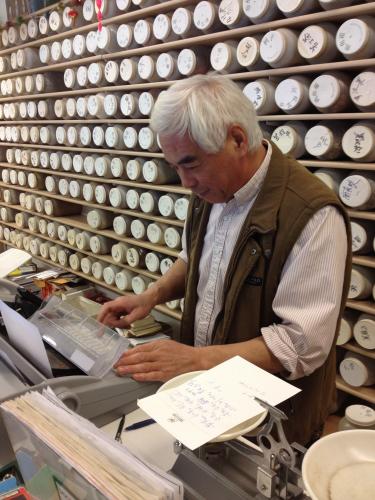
178,169 -> 197,189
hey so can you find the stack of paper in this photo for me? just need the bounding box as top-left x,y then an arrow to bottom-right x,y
128,316 -> 163,337
1,389 -> 183,500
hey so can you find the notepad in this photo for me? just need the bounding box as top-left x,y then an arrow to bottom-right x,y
0,249 -> 32,278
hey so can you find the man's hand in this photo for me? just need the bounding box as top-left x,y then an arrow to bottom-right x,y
97,294 -> 154,328
114,340 -> 202,382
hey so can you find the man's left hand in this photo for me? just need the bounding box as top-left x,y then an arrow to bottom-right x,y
114,340 -> 202,382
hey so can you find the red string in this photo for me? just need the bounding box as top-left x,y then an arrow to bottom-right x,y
96,0 -> 103,31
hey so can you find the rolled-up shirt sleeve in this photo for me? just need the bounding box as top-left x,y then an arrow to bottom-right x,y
261,205 -> 348,380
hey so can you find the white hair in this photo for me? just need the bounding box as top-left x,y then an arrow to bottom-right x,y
150,74 -> 263,154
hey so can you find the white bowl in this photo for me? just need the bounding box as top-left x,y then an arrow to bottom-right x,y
302,429 -> 375,500
157,371 -> 267,442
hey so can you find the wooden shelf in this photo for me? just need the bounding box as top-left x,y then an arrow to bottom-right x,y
301,160 -> 375,171
0,162 -> 190,195
258,113 -> 375,121
338,341 -> 375,361
0,238 -> 182,321
346,300 -> 375,315
0,119 -> 151,125
0,142 -> 164,158
336,375 -> 375,405
352,255 -> 375,270
347,210 -> 375,222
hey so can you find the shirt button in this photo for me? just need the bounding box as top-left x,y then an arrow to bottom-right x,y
251,248 -> 257,255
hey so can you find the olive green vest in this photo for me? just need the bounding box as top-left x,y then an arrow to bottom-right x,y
180,145 -> 352,445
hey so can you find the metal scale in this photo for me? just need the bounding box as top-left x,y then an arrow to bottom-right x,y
171,399 -> 310,500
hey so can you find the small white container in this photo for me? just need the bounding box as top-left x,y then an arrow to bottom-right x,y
68,228 -> 80,247
304,122 -> 345,160
309,72 -> 351,113
81,256 -> 95,275
49,11 -> 63,32
58,178 -> 70,196
113,215 -> 132,236
353,314 -> 375,350
236,36 -> 267,70
153,13 -> 178,42
243,79 -> 278,115
174,197 -> 190,221
339,173 -> 375,210
69,179 -> 85,199
83,0 -> 95,22
92,126 -> 105,147
69,253 -> 83,272
73,34 -> 86,58
177,48 -> 209,76
95,184 -> 111,205
115,269 -> 135,291
260,29 -> 303,68
88,62 -> 105,87
104,62 -> 120,85
76,231 -> 92,251
160,257 -> 174,275
132,275 -> 153,294
193,1 -> 221,33
38,218 -> 48,235
275,76 -> 311,114
111,157 -> 127,178
112,242 -> 129,264
73,154 -> 84,173
64,68 -> 77,90
15,212 -> 30,229
342,122 -> 375,162
97,25 -> 119,52
348,265 -> 375,300
61,39 -> 73,60
17,48 -> 40,69
210,41 -> 241,74
337,312 -> 355,345
104,265 -> 121,286
123,126 -> 139,150
47,221 -> 59,240
120,93 -> 141,118
40,242 -> 51,259
271,121 -> 308,159
126,189 -> 142,210
127,247 -> 146,268
350,71 -> 375,112
58,248 -> 72,267
57,225 -> 68,242
94,155 -> 112,177
138,127 -> 159,152
105,126 -> 124,149
164,227 -> 182,249
87,93 -> 106,118
83,156 -> 97,176
50,41 -> 63,63
29,238 -> 42,257
143,159 -> 179,184
171,7 -> 199,38
138,55 -> 158,82
76,97 -> 88,118
83,183 -> 96,203
109,186 -> 128,208
80,126 -> 92,147
340,351 -> 375,387
35,197 -> 45,213
140,191 -> 160,214
218,0 -> 248,29
138,91 -> 159,116
87,209 -> 113,229
92,261 -> 105,281
338,404 -> 375,431
90,235 -> 111,255
147,223 -> 167,245
336,17 -> 375,60
134,18 -> 157,46
77,66 -> 89,88
131,219 -> 148,240
298,23 -> 338,64
313,168 -> 346,194
120,58 -> 141,83
117,24 -> 136,49
145,252 -> 162,273
156,52 -> 180,80
27,19 -> 39,40
276,0 -> 318,17
351,220 -> 374,254
86,31 -> 98,54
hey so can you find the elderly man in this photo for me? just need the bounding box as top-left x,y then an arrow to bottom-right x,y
98,74 -> 351,444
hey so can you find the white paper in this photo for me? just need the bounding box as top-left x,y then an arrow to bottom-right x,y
138,356 -> 301,450
0,300 -> 52,378
0,249 -> 31,278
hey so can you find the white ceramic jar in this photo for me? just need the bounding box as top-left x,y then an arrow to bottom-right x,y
97,26 -> 119,52
309,72 -> 351,113
236,36 -> 267,70
156,52 -> 180,80
243,79 -> 278,115
218,0 -> 248,29
275,76 -> 311,114
353,314 -> 375,350
117,24 -> 136,49
313,168 -> 346,194
342,122 -> 375,162
340,351 -> 375,387
339,173 -> 375,210
351,220 -> 374,254
193,1 -> 221,33
127,247 -> 147,268
153,13 -> 178,42
298,23 -> 338,64
160,257 -> 174,275
115,269 -> 134,291
177,48 -> 209,76
113,215 -> 132,236
120,58 -> 141,83
260,29 -> 303,68
350,71 -> 375,112
134,18 -> 157,46
111,157 -> 127,178
337,311 -> 356,345
304,122 -> 345,160
276,0 -> 318,17
210,41 -> 241,74
336,17 -> 375,60
348,265 -> 375,300
112,242 -> 129,264
104,61 -> 120,85
109,186 -> 128,208
87,209 -> 113,229
172,7 -> 199,38
131,219 -> 148,240
143,159 -> 179,184
271,121 -> 308,159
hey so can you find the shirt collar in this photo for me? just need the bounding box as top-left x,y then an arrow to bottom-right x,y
233,140 -> 272,206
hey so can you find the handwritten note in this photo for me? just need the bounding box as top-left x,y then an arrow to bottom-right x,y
138,356 -> 300,450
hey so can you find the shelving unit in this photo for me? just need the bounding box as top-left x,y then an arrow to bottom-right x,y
0,0 -> 375,405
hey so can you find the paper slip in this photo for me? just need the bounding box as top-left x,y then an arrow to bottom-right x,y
138,356 -> 301,450
0,300 -> 52,378
0,249 -> 31,278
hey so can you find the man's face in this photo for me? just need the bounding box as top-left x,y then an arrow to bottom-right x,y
159,132 -> 241,204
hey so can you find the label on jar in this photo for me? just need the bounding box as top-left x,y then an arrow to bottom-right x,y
120,94 -> 137,116
350,72 -> 375,109
177,49 -> 197,75
147,223 -> 163,243
140,192 -> 156,213
39,44 -> 50,65
126,159 -> 142,180
95,157 -> 109,176
145,252 -> 159,272
40,152 -> 50,168
105,127 -> 119,148
69,254 -> 81,270
81,257 -> 93,274
15,77 -> 24,94
50,152 -> 61,170
83,183 -> 95,201
27,101 -> 37,118
109,187 -> 125,207
58,225 -> 68,241
70,180 -> 82,198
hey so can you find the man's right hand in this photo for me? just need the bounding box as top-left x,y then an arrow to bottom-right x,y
97,293 -> 154,328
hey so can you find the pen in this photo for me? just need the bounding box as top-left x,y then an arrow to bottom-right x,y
124,418 -> 156,432
115,414 -> 125,442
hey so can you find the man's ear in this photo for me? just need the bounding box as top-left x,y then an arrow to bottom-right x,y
229,125 -> 248,155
